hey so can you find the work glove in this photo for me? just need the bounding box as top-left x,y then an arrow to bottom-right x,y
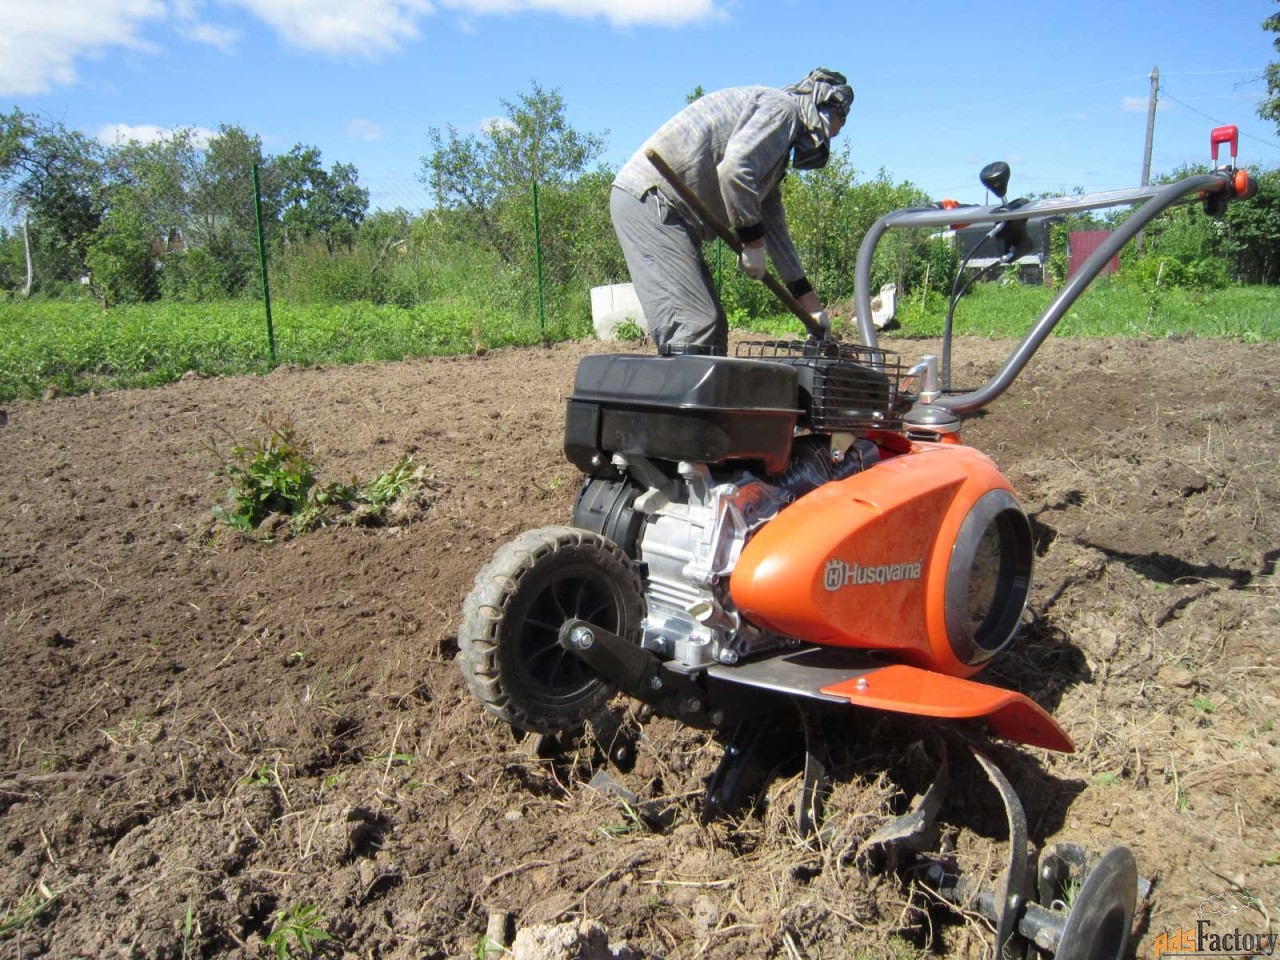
738,243 -> 767,279
811,309 -> 832,338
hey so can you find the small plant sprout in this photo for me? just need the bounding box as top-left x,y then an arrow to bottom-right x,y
599,798 -> 644,838
1192,695 -> 1216,714
0,881 -> 58,939
180,896 -> 195,960
265,902 -> 330,959
366,751 -> 414,768
241,762 -> 273,789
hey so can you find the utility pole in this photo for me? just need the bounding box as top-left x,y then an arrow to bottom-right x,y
1138,65 -> 1159,252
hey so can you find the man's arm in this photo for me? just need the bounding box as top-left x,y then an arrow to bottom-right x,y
716,95 -> 797,242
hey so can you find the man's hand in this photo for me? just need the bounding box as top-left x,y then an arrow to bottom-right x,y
811,310 -> 832,337
738,242 -> 766,279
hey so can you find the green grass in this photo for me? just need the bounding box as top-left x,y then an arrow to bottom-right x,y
0,297 -> 589,402
1,280 -> 1276,402
885,280 -> 1280,341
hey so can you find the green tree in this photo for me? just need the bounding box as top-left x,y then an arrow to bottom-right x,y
781,149 -> 932,304
186,124 -> 267,296
1259,2 -> 1280,133
421,81 -> 607,266
0,109 -> 104,291
85,208 -> 158,304
274,145 -> 369,253
1223,166 -> 1280,284
1114,163 -> 1280,287
91,129 -> 208,303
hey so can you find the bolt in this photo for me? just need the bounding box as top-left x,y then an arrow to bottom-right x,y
648,676 -> 663,691
855,677 -> 870,691
717,648 -> 739,665
570,626 -> 595,649
681,698 -> 703,715
709,710 -> 725,726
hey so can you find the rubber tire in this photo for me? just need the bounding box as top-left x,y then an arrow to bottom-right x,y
459,525 -> 644,736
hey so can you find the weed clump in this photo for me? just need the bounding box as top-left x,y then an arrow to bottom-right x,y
213,415 -> 428,536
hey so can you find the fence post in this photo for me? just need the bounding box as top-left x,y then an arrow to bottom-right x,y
531,180 -> 546,343
251,163 -> 277,365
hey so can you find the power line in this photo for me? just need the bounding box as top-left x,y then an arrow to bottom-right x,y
1160,69 -> 1266,77
1160,85 -> 1280,151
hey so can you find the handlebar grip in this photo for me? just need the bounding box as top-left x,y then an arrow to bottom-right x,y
1211,125 -> 1238,163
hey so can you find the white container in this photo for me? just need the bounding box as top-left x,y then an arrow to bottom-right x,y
590,283 -> 646,341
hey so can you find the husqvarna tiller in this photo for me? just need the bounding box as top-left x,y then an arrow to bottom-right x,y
458,126 -> 1256,960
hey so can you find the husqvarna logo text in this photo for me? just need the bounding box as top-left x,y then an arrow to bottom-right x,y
824,558 -> 924,591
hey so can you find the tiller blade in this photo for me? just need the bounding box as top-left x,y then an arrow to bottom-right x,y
557,618 -> 1147,959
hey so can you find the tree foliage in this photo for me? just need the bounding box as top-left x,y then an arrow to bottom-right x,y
1114,163 -> 1280,287
274,145 -> 369,253
2,79 -> 1276,324
0,108 -> 104,288
1259,2 -> 1280,133
421,81 -> 607,266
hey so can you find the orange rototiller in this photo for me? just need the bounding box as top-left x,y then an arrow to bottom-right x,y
459,126 -> 1256,959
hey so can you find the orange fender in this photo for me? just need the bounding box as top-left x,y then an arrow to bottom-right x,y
823,664 -> 1073,753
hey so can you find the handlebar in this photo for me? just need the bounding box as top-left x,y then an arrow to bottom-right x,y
853,169 -> 1244,415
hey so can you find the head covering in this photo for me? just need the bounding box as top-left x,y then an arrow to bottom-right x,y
783,67 -> 854,170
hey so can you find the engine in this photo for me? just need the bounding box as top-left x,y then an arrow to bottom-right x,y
563,345 -> 900,670
573,434 -> 882,669
562,345 -> 1033,679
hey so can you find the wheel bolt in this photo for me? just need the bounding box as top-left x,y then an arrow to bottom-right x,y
571,626 -> 595,649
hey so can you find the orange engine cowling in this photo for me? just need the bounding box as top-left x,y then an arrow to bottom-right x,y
730,442 -> 1033,678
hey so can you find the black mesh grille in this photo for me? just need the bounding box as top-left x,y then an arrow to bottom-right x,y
735,340 -> 903,430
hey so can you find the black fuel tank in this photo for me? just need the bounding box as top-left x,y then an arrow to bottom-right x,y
564,354 -> 800,474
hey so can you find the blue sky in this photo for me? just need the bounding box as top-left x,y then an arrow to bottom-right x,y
3,0 -> 1276,210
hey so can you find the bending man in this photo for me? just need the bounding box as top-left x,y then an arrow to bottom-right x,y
611,68 -> 853,354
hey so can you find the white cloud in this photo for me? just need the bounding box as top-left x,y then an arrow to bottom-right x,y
177,20 -> 239,50
0,0 -> 166,96
441,0 -> 720,26
97,123 -> 216,147
345,118 -> 385,141
0,0 -> 720,98
223,0 -> 435,58
170,0 -> 239,49
479,116 -> 516,134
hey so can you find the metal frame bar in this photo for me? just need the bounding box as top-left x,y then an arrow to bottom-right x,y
852,172 -> 1232,414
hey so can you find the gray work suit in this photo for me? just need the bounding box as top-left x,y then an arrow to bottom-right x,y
612,86 -> 807,353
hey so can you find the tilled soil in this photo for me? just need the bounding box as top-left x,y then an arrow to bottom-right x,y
0,334 -> 1277,959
